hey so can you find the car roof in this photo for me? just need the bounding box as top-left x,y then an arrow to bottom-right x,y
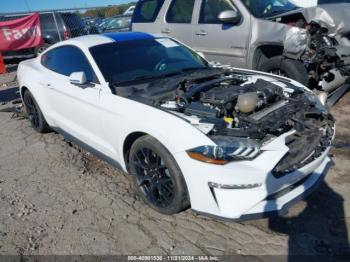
52,32 -> 157,49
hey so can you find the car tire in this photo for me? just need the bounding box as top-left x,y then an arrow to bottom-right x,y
23,90 -> 51,133
129,135 -> 190,215
34,43 -> 50,56
259,56 -> 309,87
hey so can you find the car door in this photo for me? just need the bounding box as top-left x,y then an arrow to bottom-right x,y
193,0 -> 251,67
160,0 -> 196,46
40,45 -> 108,154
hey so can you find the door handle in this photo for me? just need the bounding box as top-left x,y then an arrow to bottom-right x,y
195,31 -> 208,36
161,28 -> 171,34
39,82 -> 53,89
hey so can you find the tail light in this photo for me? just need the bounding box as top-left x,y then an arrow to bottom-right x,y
63,26 -> 71,40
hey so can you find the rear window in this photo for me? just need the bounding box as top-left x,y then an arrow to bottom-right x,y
132,0 -> 165,23
39,13 -> 55,30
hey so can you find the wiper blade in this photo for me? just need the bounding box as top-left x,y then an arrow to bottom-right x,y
114,75 -> 165,85
163,67 -> 207,77
114,67 -> 208,85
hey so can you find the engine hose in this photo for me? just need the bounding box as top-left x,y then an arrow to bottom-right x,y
183,76 -> 234,101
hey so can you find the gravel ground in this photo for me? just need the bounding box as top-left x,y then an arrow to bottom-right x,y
0,70 -> 349,260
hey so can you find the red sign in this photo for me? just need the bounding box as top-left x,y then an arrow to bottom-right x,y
0,13 -> 43,51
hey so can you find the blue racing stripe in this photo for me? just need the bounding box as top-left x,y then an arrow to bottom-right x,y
103,32 -> 155,42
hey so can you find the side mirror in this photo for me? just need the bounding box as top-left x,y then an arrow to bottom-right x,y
218,10 -> 241,24
70,72 -> 87,86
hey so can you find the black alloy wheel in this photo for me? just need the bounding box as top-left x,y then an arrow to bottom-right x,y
23,91 -> 40,128
23,90 -> 51,133
129,135 -> 189,214
132,147 -> 175,208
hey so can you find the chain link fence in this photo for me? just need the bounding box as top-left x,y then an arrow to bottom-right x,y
0,2 -> 135,58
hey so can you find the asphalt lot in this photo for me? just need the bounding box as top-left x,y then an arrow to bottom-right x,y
0,70 -> 349,259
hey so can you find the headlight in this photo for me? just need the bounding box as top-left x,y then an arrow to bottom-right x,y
186,136 -> 261,165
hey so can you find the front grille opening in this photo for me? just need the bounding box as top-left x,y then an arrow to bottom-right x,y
272,124 -> 334,178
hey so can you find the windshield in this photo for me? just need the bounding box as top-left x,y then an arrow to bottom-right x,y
90,38 -> 208,85
242,0 -> 299,18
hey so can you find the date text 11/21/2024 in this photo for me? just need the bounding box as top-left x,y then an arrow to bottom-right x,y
127,256 -> 220,261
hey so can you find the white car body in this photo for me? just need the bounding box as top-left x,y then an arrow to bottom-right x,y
17,33 -> 334,221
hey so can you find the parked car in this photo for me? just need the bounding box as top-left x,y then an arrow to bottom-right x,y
124,6 -> 136,16
17,32 -> 335,220
83,17 -> 103,34
132,0 -> 350,95
99,15 -> 132,33
97,17 -> 113,30
1,12 -> 87,58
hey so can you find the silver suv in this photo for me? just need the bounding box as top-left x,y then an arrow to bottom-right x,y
132,0 -> 350,94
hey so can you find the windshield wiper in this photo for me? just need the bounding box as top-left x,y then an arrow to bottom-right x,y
166,67 -> 208,77
114,67 -> 208,86
114,75 -> 165,85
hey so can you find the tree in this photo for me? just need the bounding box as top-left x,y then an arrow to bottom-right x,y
81,2 -> 137,18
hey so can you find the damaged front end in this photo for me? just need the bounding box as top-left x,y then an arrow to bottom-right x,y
114,68 -> 335,176
255,3 -> 350,98
283,20 -> 350,93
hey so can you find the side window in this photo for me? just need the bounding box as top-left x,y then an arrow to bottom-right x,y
166,0 -> 195,23
41,49 -> 56,71
133,0 -> 165,23
41,46 -> 98,83
199,0 -> 237,24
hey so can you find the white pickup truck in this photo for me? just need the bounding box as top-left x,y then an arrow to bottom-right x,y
132,0 -> 350,99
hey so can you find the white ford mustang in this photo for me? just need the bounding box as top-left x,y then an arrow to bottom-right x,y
17,32 -> 335,221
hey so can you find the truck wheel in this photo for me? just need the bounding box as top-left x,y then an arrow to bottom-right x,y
129,135 -> 190,215
259,56 -> 309,87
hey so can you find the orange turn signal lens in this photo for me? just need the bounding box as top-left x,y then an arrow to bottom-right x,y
187,151 -> 228,165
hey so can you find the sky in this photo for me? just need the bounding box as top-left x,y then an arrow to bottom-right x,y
1,0 -> 133,13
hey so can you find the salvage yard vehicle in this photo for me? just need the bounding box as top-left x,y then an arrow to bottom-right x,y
132,0 -> 350,96
1,12 -> 87,58
99,15 -> 132,33
17,32 -> 335,220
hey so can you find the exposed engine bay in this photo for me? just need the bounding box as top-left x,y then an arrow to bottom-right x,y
114,69 -> 335,175
275,12 -> 350,92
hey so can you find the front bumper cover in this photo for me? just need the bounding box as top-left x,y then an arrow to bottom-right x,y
193,156 -> 333,222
